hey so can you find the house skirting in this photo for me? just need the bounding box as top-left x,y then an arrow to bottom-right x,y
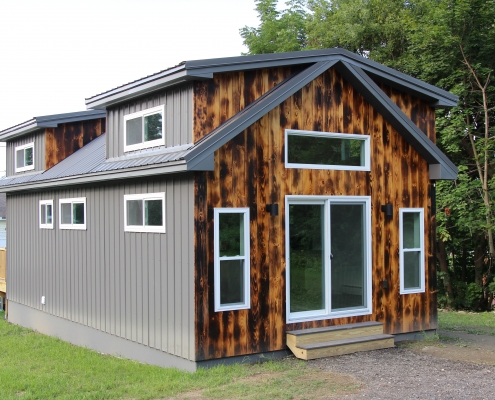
7,301 -> 290,371
8,301 -> 198,372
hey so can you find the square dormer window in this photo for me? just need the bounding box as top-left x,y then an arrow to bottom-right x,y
15,142 -> 34,172
124,106 -> 165,152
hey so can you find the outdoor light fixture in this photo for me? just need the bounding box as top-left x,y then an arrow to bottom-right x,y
381,203 -> 393,217
266,204 -> 279,217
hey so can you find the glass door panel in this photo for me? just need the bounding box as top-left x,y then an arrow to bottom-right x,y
330,204 -> 366,311
288,203 -> 325,314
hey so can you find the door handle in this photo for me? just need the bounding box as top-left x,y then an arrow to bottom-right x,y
330,253 -> 334,259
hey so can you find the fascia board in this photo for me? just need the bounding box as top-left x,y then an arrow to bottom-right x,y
85,69 -> 207,110
184,60 -> 338,170
185,49 -> 457,106
0,161 -> 188,193
0,110 -> 107,141
337,61 -> 457,179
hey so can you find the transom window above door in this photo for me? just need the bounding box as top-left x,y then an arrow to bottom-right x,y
285,130 -> 370,171
124,105 -> 165,152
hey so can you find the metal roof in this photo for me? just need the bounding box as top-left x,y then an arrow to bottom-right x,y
0,134 -> 190,192
0,110 -> 106,141
85,48 -> 458,110
0,53 -> 459,192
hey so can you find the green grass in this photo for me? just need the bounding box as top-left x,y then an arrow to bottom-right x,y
0,311 -> 357,399
438,310 -> 495,335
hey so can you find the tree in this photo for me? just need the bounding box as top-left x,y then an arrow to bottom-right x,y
241,0 -> 495,309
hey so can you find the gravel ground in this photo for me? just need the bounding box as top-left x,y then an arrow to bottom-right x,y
310,346 -> 495,399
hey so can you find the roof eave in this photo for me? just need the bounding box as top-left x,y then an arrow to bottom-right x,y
0,110 -> 107,141
85,68 -> 211,110
336,61 -> 458,180
0,160 -> 189,193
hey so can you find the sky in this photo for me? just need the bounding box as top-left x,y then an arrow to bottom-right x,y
0,0 -> 280,175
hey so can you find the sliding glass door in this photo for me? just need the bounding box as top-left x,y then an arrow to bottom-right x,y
286,196 -> 372,322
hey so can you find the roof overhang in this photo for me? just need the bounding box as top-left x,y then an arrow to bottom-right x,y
0,160 -> 189,193
85,48 -> 458,111
0,110 -> 106,141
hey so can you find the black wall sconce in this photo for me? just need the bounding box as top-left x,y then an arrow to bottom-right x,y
266,204 -> 279,217
381,203 -> 393,217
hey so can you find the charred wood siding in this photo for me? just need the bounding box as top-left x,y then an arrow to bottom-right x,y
193,67 -> 300,143
374,81 -> 437,144
45,118 -> 105,169
194,67 -> 435,361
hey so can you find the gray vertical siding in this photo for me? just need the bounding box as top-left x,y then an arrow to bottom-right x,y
6,175 -> 196,361
106,83 -> 193,159
6,129 -> 46,176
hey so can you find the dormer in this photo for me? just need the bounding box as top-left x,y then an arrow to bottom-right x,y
0,110 -> 106,177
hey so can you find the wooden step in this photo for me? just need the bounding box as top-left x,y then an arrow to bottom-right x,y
288,334 -> 395,360
287,321 -> 384,347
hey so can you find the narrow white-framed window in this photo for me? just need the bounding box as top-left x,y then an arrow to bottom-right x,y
124,105 -> 165,152
124,193 -> 165,233
214,208 -> 250,312
399,208 -> 425,294
285,130 -> 370,171
59,197 -> 86,230
15,142 -> 35,172
39,200 -> 54,229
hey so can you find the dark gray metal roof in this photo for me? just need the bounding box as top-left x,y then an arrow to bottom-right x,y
0,54 -> 458,192
85,48 -> 458,110
0,110 -> 106,141
0,134 -> 190,192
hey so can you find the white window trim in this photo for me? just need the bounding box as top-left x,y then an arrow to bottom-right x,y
15,142 -> 35,173
214,207 -> 251,312
39,200 -> 54,229
59,197 -> 87,230
123,105 -> 165,152
285,129 -> 370,171
399,208 -> 425,294
285,195 -> 372,323
124,192 -> 166,233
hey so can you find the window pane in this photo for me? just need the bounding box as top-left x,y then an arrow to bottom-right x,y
219,213 -> 244,257
404,251 -> 421,289
127,200 -> 143,226
145,199 -> 163,226
330,204 -> 366,311
403,212 -> 421,248
40,204 -> 46,225
144,113 -> 163,142
61,203 -> 72,224
220,259 -> 244,305
73,203 -> 85,225
46,204 -> 52,224
126,117 -> 142,146
288,134 -> 364,166
16,149 -> 24,168
24,147 -> 33,166
289,204 -> 325,313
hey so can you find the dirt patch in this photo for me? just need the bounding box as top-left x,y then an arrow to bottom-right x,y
173,369 -> 362,399
412,330 -> 495,365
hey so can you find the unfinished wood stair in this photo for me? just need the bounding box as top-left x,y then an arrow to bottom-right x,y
286,321 -> 394,360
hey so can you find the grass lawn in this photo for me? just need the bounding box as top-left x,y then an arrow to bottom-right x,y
438,309 -> 495,335
0,311 -> 358,399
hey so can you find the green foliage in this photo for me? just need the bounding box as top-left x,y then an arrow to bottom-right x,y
438,310 -> 495,335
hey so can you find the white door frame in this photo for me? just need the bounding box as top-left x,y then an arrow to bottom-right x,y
285,195 -> 373,323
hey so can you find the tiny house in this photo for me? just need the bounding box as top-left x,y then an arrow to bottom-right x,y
0,49 -> 457,371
